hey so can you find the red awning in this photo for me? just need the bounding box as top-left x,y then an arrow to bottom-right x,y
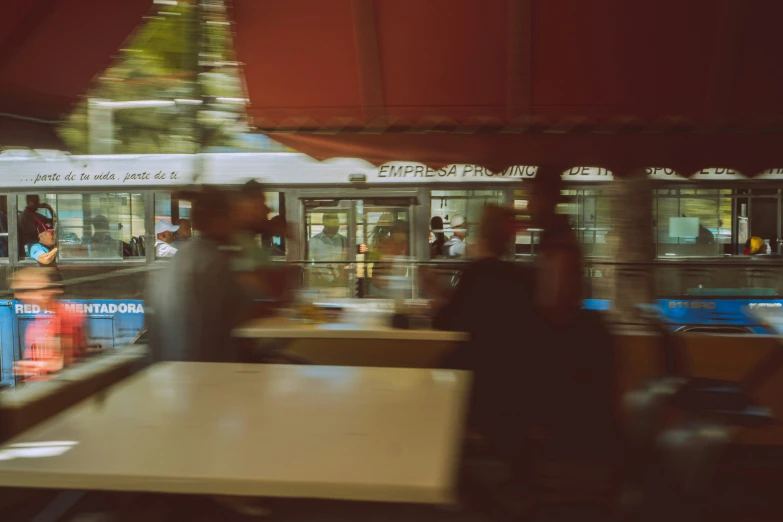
0,0 -> 153,147
230,0 -> 783,175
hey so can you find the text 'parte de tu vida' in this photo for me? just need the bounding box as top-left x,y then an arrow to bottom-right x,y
30,171 -> 180,185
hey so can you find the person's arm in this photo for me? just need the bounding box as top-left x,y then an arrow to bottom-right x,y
32,246 -> 58,265
432,265 -> 474,331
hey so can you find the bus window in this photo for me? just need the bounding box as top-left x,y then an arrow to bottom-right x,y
513,189 -> 536,257
430,190 -> 503,259
154,191 -> 282,258
17,193 -> 145,261
654,189 -> 732,258
0,195 -> 8,258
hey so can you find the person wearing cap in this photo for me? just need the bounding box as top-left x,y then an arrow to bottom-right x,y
30,222 -> 58,267
444,215 -> 467,258
155,220 -> 179,258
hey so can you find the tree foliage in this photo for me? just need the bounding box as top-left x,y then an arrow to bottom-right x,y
58,0 -> 286,154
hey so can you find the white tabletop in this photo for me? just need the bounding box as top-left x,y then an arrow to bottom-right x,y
233,316 -> 469,342
0,362 -> 471,504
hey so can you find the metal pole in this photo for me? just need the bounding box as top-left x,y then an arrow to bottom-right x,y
87,99 -> 114,155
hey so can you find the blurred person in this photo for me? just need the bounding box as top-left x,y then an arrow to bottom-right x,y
430,216 -> 447,258
175,218 -> 192,242
444,215 -> 467,258
147,189 -> 270,517
369,219 -> 411,297
154,220 -> 179,258
147,188 -> 248,363
434,205 -> 536,461
528,170 -> 582,324
12,267 -> 86,380
526,168 -> 619,465
19,194 -> 55,256
230,181 -> 294,306
262,215 -> 286,258
231,180 -> 275,270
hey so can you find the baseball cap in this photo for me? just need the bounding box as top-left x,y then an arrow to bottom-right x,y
155,220 -> 180,235
36,222 -> 55,235
450,215 -> 466,228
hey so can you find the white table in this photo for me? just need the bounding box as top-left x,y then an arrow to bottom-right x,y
233,316 -> 469,342
0,362 -> 471,504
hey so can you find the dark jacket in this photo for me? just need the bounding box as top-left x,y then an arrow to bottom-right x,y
434,258 -> 537,453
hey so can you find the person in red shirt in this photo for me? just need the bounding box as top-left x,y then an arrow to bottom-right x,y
12,268 -> 86,381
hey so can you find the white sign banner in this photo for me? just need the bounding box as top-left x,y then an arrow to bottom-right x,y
754,168 -> 783,180
560,166 -> 613,182
690,168 -> 746,181
646,167 -> 688,181
0,153 -> 196,189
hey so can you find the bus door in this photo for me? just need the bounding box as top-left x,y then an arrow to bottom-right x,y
300,196 -> 415,298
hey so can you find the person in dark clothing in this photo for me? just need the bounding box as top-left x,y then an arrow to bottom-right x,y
19,195 -> 54,258
147,188 -> 249,363
434,204 -> 536,459
430,216 -> 447,258
527,168 -> 620,461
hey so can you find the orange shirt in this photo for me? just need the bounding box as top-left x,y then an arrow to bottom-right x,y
15,302 -> 86,379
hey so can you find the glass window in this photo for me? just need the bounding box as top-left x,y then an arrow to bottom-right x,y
430,190 -> 503,259
513,188 -> 612,258
0,195 -> 8,258
513,189 -> 537,257
17,193 -> 145,261
653,189 -> 732,258
304,206 -> 350,263
564,189 -> 612,257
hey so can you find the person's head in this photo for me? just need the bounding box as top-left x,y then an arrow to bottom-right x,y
37,223 -> 56,248
192,187 -> 231,242
155,220 -> 179,244
92,215 -> 109,235
26,194 -> 40,209
233,180 -> 271,233
479,205 -> 515,258
450,215 -> 467,239
12,267 -> 61,308
262,215 -> 285,241
430,216 -> 444,233
322,212 -> 340,238
528,167 -> 565,227
176,219 -> 192,240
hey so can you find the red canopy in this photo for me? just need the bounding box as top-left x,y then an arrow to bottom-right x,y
0,0 -> 153,147
231,0 -> 783,175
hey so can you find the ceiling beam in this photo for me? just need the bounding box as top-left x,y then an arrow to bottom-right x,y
506,0 -> 532,122
704,0 -> 748,126
350,0 -> 385,125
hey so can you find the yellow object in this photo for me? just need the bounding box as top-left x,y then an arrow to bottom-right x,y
749,236 -> 764,255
